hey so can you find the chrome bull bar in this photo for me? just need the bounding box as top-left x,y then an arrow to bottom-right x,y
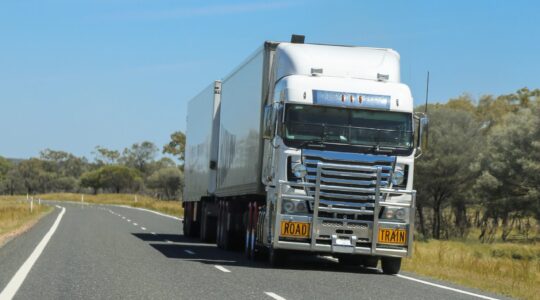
275,161 -> 416,257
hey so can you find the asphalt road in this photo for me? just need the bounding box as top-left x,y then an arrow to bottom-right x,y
0,202 -> 510,300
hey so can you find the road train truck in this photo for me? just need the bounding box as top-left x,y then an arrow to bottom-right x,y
183,35 -> 428,274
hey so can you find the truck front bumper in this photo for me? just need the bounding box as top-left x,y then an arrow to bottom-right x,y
274,214 -> 411,257
273,162 -> 416,258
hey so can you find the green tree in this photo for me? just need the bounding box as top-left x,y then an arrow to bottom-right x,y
17,158 -> 48,194
120,141 -> 158,174
97,165 -> 141,193
475,106 -> 538,241
147,167 -> 183,200
93,146 -> 121,165
163,131 -> 186,162
80,169 -> 102,194
415,106 -> 483,239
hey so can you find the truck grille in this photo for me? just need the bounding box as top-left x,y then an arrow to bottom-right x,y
302,149 -> 395,221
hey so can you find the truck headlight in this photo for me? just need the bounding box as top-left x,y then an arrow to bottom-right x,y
382,207 -> 409,221
392,165 -> 405,186
292,163 -> 307,178
282,199 -> 309,214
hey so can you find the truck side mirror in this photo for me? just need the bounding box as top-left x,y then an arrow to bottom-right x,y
414,113 -> 429,158
262,104 -> 275,139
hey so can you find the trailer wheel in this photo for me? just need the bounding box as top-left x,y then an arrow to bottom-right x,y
381,257 -> 401,275
200,201 -> 216,242
244,202 -> 253,258
217,201 -> 225,249
183,202 -> 194,237
219,202 -> 232,250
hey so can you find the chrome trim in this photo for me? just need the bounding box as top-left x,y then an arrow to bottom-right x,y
319,199 -> 374,208
307,168 -> 390,179
303,149 -> 395,164
317,191 -> 374,201
276,159 -> 416,258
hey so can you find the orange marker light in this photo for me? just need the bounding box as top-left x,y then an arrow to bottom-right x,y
358,95 -> 363,103
341,94 -> 345,102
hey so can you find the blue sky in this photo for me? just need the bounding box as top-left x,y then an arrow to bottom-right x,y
1,0 -> 539,159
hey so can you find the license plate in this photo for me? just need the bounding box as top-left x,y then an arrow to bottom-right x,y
280,221 -> 310,238
378,228 -> 407,245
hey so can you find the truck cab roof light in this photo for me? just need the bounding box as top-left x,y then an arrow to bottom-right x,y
291,34 -> 305,44
310,68 -> 323,76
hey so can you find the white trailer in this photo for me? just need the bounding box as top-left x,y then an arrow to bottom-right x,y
183,35 -> 428,274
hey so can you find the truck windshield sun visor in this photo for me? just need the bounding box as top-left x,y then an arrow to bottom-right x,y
282,104 -> 414,155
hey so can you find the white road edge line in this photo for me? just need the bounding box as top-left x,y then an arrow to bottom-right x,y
116,205 -> 182,221
150,232 -> 157,235
214,265 -> 231,273
0,206 -> 66,300
184,250 -> 195,255
264,292 -> 286,300
396,274 -> 500,300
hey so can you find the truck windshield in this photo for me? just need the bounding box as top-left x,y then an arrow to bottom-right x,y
283,104 -> 413,152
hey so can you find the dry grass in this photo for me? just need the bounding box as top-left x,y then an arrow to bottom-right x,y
36,193 -> 183,217
0,196 -> 53,245
403,239 -> 540,300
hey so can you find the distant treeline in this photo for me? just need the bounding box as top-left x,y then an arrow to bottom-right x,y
1,88 -> 539,242
0,132 -> 186,200
415,87 -> 540,242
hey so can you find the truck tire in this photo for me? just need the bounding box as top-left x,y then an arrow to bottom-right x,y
381,257 -> 401,275
244,202 -> 253,258
217,201 -> 233,250
183,202 -> 195,237
200,201 -> 216,242
251,205 -> 264,261
217,201 -> 225,248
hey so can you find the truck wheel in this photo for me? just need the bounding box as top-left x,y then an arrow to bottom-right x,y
268,247 -> 286,268
217,201 -> 227,249
183,202 -> 193,237
244,202 -> 253,258
251,205 -> 264,261
200,202 -> 216,242
216,201 -> 223,249
220,202 -> 232,250
381,257 -> 401,275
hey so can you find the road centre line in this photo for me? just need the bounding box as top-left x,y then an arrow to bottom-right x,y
264,292 -> 286,300
184,250 -> 195,255
214,265 -> 231,273
122,217 -> 126,219
141,227 -> 146,230
133,223 -> 138,226
396,274 -> 500,300
0,206 -> 66,300
150,232 -> 157,235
